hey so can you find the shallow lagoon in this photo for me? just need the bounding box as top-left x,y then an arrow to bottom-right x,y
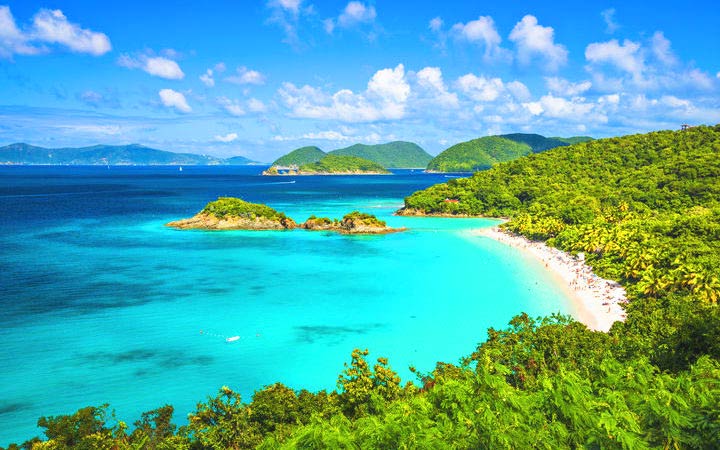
0,166 -> 572,443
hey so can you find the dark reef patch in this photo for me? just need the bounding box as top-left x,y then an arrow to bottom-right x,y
295,323 -> 385,344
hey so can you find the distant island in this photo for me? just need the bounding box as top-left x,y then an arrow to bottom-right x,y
0,143 -> 257,166
263,154 -> 390,175
167,197 -> 402,234
425,133 -> 592,173
263,141 -> 431,175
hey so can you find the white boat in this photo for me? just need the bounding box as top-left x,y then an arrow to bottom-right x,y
179,166 -> 183,172
226,335 -> 240,342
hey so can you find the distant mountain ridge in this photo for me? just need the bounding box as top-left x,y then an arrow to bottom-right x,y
0,143 -> 256,165
426,133 -> 592,173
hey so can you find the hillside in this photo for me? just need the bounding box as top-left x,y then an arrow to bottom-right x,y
297,154 -> 390,174
271,146 -> 326,167
0,143 -> 256,165
328,141 -> 431,168
551,136 -> 594,145
426,133 -> 573,172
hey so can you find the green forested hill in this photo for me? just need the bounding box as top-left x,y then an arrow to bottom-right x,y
329,141 -> 431,168
551,136 -> 594,145
298,154 -> 389,174
9,127 -> 720,449
270,146 -> 326,166
426,136 -> 531,172
426,133 -> 573,172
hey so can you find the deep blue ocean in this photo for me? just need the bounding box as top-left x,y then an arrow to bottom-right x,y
0,166 -> 574,444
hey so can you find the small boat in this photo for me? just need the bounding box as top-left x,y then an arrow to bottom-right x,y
226,336 -> 240,342
179,166 -> 183,172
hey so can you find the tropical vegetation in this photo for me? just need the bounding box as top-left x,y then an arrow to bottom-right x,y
6,126 -> 720,449
328,141 -> 432,168
269,146 -> 326,167
298,154 -> 389,174
425,133 -> 578,172
200,197 -> 291,223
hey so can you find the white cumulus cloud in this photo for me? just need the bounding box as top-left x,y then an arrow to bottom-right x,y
651,31 -> 676,66
325,1 -> 377,35
159,89 -> 191,113
429,17 -> 443,33
200,69 -> 215,87
118,54 -> 184,80
247,98 -> 268,113
338,1 -> 376,27
226,66 -> 266,85
585,39 -> 644,76
522,93 -> 599,122
450,16 -> 504,60
509,15 -> 567,71
415,67 -> 459,108
278,64 -> 410,122
456,74 -> 505,102
215,133 -> 239,143
31,9 -> 111,56
545,77 -> 592,96
601,8 -> 619,34
144,57 -> 184,79
217,97 -> 246,116
0,5 -> 111,58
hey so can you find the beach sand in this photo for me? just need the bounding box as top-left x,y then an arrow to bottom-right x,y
468,226 -> 627,332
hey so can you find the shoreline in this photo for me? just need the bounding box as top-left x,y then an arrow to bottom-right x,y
469,226 -> 627,332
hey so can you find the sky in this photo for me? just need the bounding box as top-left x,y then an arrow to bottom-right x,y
0,0 -> 718,161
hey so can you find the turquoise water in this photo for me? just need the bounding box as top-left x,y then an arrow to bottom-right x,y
0,166 -> 572,444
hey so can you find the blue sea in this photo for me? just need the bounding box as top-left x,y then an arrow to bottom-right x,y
0,166 -> 574,444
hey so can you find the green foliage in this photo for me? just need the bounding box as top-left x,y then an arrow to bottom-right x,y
500,133 -> 569,153
299,154 -> 390,174
340,211 -> 387,228
200,197 -> 291,222
551,136 -> 595,145
328,141 -> 432,168
336,349 -> 402,418
426,133 -> 572,172
426,136 -> 531,172
270,146 -> 326,167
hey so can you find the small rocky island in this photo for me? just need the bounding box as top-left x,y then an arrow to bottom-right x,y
303,211 -> 406,234
167,197 -> 404,234
166,197 -> 297,230
263,154 -> 390,176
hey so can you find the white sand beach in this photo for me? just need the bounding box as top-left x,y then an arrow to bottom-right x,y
469,226 -> 627,332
